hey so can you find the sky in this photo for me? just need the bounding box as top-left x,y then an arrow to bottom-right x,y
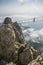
0,0 -> 43,18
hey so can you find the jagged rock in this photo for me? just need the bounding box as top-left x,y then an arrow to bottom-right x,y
0,17 -> 26,63
30,46 -> 40,59
14,42 -> 25,50
19,47 -> 32,65
3,17 -> 13,26
3,17 -> 25,44
35,53 -> 43,65
0,17 -> 40,65
13,22 -> 25,44
13,22 -> 22,34
28,53 -> 43,65
28,60 -> 41,65
0,23 -> 16,61
19,44 -> 39,65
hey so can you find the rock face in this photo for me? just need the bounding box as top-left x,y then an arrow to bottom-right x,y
13,22 -> 25,44
19,44 -> 39,65
0,17 -> 41,65
0,23 -> 16,61
28,53 -> 43,65
0,17 -> 25,63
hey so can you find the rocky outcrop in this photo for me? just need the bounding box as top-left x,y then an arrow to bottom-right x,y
28,53 -> 43,65
0,17 -> 41,65
3,17 -> 13,26
0,17 -> 25,63
19,44 -> 39,65
13,22 -> 25,44
0,23 -> 16,61
3,17 -> 25,44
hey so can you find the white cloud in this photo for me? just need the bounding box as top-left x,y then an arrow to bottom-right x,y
23,28 -> 43,43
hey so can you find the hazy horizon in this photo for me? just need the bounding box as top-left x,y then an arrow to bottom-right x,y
0,0 -> 43,18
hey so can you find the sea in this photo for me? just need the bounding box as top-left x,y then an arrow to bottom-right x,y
0,17 -> 43,52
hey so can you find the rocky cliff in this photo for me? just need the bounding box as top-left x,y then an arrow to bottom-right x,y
0,17 -> 43,65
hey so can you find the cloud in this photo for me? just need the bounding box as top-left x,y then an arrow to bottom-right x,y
23,28 -> 43,43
